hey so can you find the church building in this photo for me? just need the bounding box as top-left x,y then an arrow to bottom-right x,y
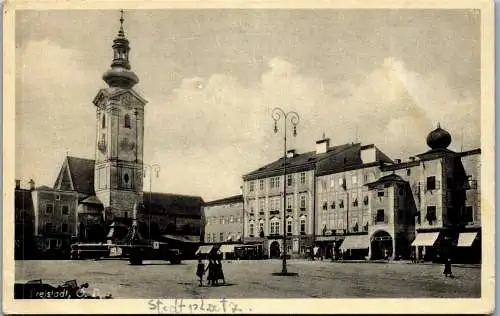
15,12 -> 203,257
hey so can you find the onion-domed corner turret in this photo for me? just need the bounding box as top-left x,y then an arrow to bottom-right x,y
426,123 -> 452,150
102,10 -> 139,89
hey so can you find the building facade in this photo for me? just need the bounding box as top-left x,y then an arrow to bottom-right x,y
202,195 -> 244,245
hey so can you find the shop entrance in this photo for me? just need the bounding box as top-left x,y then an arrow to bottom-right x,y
370,231 -> 393,260
269,241 -> 281,258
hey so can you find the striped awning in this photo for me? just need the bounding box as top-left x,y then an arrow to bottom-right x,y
411,232 -> 440,246
195,245 -> 213,255
339,235 -> 369,250
219,244 -> 243,253
457,232 -> 478,247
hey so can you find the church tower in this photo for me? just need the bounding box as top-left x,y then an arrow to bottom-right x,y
92,10 -> 147,222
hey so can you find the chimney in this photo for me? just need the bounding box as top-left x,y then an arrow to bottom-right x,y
28,179 -> 35,190
286,149 -> 296,158
316,138 -> 330,154
15,180 -> 20,190
395,159 -> 402,164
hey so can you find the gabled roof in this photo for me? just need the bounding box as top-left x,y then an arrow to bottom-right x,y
143,192 -> 204,217
243,151 -> 317,180
54,156 -> 95,195
315,143 -> 365,176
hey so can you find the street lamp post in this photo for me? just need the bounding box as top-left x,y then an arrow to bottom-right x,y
271,107 -> 300,276
143,163 -> 160,242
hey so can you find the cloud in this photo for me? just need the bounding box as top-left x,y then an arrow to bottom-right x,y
141,56 -> 479,200
16,40 -> 100,185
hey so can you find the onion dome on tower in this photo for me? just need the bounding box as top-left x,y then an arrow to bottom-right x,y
102,10 -> 139,89
426,123 -> 452,150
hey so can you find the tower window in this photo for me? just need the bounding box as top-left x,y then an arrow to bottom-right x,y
124,114 -> 131,128
102,114 -> 106,129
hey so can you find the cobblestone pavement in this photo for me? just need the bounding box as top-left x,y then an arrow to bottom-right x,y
15,259 -> 480,298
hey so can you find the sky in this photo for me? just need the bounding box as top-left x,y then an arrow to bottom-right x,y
15,9 -> 481,201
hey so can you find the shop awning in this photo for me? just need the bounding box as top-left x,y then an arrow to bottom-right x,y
315,236 -> 344,242
411,232 -> 440,246
457,232 -> 478,247
339,235 -> 369,250
219,244 -> 243,253
195,245 -> 213,255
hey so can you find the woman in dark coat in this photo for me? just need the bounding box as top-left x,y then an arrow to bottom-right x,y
205,259 -> 215,286
196,259 -> 205,286
443,258 -> 452,277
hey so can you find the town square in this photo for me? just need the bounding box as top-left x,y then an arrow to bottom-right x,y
8,4 -> 492,312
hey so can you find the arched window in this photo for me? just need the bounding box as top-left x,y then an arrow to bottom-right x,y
124,114 -> 131,128
102,114 -> 106,129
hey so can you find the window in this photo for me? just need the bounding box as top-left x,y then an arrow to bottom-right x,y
259,199 -> 265,213
259,221 -> 264,235
377,191 -> 385,197
352,196 -> 358,207
300,172 -> 306,185
330,200 -> 336,209
206,234 -> 211,242
287,220 -> 292,235
464,206 -> 473,222
249,223 -> 255,237
406,169 -> 411,176
270,177 -> 275,188
55,194 -> 60,201
322,201 -> 328,210
352,222 -> 359,232
426,176 -> 436,190
363,196 -> 369,206
287,174 -> 293,186
259,179 -> 264,190
275,177 -> 280,188
300,195 -> 306,209
339,178 -> 346,190
61,205 -> 69,215
45,204 -> 54,215
230,215 -> 234,223
124,211 -> 128,218
45,222 -> 54,233
352,175 -> 358,185
102,113 -> 106,128
124,114 -> 131,128
212,233 -> 216,241
219,217 -> 223,224
300,218 -> 306,234
376,209 -> 385,223
286,196 -> 293,210
363,174 -> 368,184
339,199 -> 344,208
219,232 -> 224,241
426,206 -> 437,224
249,181 -> 255,192
61,223 -> 68,233
270,221 -> 280,235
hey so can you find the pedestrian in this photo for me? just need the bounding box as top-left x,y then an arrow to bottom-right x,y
196,259 -> 205,286
216,259 -> 225,284
443,258 -> 453,277
205,258 -> 215,286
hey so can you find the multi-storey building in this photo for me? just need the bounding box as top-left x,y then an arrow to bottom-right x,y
200,195 -> 244,258
314,143 -> 393,259
313,124 -> 481,263
243,147 -> 317,258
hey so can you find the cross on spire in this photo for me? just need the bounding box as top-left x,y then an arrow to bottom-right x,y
118,9 -> 125,37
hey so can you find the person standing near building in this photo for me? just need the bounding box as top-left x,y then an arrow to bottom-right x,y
443,258 -> 453,277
